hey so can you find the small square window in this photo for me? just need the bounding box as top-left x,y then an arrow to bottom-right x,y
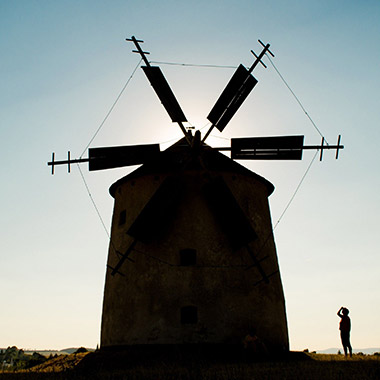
118,210 -> 126,226
181,306 -> 198,324
179,249 -> 196,266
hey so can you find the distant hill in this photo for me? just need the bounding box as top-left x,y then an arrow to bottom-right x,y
57,347 -> 95,355
317,348 -> 380,355
1,347 -> 95,356
2,346 -> 379,356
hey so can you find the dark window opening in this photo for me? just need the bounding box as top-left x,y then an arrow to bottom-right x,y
179,249 -> 197,266
118,210 -> 126,226
181,306 -> 198,324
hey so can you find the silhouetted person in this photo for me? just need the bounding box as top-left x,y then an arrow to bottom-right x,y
337,306 -> 352,357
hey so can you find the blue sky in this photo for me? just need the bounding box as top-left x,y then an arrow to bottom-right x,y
1,1 -> 379,351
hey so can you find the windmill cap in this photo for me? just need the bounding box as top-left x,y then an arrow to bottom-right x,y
109,138 -> 275,198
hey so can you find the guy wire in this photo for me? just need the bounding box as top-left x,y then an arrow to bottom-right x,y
265,54 -> 328,145
77,164 -> 110,238
77,164 -> 122,260
150,61 -> 237,69
273,150 -> 319,230
80,58 -> 143,158
245,150 -> 319,268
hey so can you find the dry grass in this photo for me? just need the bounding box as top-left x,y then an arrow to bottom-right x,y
0,351 -> 379,379
310,353 -> 379,362
27,353 -> 90,372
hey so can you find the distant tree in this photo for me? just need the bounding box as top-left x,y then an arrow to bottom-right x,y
27,352 -> 47,369
74,347 -> 87,354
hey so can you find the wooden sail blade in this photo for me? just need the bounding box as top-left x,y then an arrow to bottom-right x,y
142,66 -> 187,123
202,176 -> 257,250
231,135 -> 304,160
127,176 -> 184,243
110,240 -> 137,276
213,77 -> 257,132
88,144 -> 160,171
207,64 -> 258,132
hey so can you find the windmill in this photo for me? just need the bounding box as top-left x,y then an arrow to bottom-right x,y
48,36 -> 343,352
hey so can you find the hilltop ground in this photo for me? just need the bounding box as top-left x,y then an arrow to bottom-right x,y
0,347 -> 379,379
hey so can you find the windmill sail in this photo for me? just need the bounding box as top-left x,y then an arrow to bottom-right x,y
89,144 -> 160,171
127,175 -> 184,243
231,135 -> 304,160
207,64 -> 258,132
142,66 -> 187,123
202,176 -> 258,250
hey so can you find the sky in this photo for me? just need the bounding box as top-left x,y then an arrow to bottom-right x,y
1,0 -> 379,351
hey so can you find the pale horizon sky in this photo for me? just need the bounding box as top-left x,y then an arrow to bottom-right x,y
1,1 -> 379,351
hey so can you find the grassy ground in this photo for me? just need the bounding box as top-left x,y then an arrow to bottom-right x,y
0,350 -> 379,379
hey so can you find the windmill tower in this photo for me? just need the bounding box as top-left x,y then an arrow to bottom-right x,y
48,37 -> 343,353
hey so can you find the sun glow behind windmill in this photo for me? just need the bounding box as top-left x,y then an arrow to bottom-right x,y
47,36 -> 344,279
48,36 -> 343,176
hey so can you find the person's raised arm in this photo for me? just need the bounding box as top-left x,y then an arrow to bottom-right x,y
337,306 -> 344,317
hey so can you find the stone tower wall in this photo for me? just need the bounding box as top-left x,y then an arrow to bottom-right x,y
101,169 -> 288,351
